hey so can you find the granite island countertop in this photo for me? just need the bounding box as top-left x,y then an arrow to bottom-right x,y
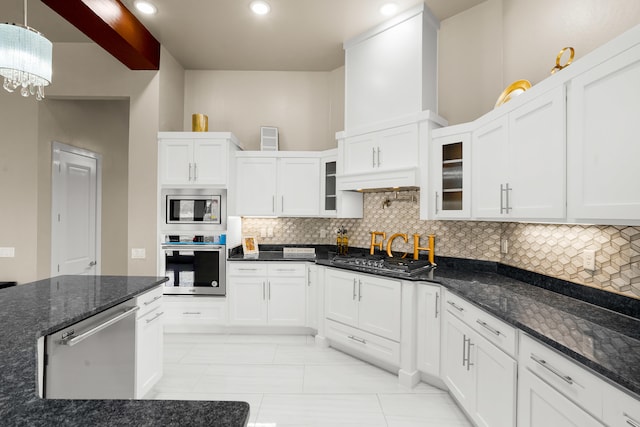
0,275 -> 249,427
229,246 -> 640,398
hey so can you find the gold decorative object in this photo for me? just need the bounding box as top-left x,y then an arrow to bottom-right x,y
550,47 -> 575,74
192,113 -> 208,132
494,80 -> 532,108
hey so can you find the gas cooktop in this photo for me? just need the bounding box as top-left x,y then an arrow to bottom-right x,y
331,254 -> 435,277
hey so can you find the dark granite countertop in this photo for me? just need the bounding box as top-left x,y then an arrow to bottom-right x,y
0,275 -> 249,427
229,245 -> 640,398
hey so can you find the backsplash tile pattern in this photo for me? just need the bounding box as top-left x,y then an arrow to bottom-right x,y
242,191 -> 640,299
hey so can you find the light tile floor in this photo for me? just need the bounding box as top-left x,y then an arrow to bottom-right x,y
147,334 -> 473,427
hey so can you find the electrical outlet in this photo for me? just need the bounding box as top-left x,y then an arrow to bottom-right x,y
500,238 -> 508,254
267,227 -> 274,237
583,249 -> 596,271
0,247 -> 15,258
260,228 -> 267,238
131,248 -> 146,259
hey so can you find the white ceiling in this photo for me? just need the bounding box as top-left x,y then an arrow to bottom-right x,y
1,0 -> 486,71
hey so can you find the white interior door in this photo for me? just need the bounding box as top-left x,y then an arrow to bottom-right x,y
52,143 -> 101,276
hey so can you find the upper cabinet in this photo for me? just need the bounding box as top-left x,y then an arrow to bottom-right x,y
430,126 -> 472,219
235,153 -> 320,217
472,87 -> 566,221
158,132 -> 242,187
567,43 -> 640,225
344,4 -> 438,131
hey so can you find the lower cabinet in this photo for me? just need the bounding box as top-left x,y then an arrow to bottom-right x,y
324,268 -> 402,366
228,262 -> 307,326
518,367 -> 604,427
442,307 -> 517,427
162,296 -> 227,327
135,285 -> 164,399
416,283 -> 441,377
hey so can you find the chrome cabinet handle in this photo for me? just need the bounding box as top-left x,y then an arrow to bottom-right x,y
434,191 -> 439,214
143,295 -> 162,306
624,413 -> 640,427
358,279 -> 362,301
530,354 -> 574,385
435,292 -> 439,318
62,306 -> 139,346
281,196 -> 284,212
447,300 -> 464,312
476,319 -> 502,336
348,335 -> 366,344
377,147 -> 381,167
505,183 -> 512,213
352,278 -> 357,300
276,268 -> 297,272
146,311 -> 164,324
268,281 -> 271,300
183,311 -> 202,315
462,334 -> 467,367
194,163 -> 198,181
263,282 -> 266,300
188,163 -> 192,181
372,147 -> 376,168
466,337 -> 474,371
500,184 -> 505,214
272,195 -> 275,213
238,268 -> 258,271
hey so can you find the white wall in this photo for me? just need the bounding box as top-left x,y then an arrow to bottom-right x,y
36,100 -> 130,278
0,94 -> 39,284
159,46 -> 185,132
184,70 -> 341,151
438,0 -> 640,125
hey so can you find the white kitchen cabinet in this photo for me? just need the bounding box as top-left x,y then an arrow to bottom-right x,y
602,382 -> 640,427
324,268 -> 401,341
442,296 -> 517,427
235,156 -> 278,216
567,43 -> 640,225
135,285 -> 164,399
228,262 -> 306,326
235,153 -> 321,217
518,367 -> 604,427
158,133 -> 240,187
416,283 -> 441,377
431,129 -> 471,219
278,157 -> 321,216
472,87 -> 565,221
343,124 -> 419,175
306,264 -> 318,329
320,150 -> 337,216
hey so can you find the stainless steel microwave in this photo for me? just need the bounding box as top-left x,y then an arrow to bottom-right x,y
161,189 -> 226,232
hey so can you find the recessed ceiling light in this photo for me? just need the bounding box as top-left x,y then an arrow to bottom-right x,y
134,0 -> 157,15
250,0 -> 271,15
380,2 -> 399,16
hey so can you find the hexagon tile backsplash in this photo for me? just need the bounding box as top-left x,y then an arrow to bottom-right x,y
242,191 -> 640,299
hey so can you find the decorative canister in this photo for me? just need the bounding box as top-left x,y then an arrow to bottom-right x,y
192,114 -> 208,132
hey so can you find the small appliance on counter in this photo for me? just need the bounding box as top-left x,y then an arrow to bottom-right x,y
331,254 -> 435,279
161,234 -> 226,295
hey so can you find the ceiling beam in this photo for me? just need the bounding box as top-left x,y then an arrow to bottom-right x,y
41,0 -> 160,70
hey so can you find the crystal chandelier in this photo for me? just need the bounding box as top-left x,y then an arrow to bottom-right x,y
0,0 -> 52,100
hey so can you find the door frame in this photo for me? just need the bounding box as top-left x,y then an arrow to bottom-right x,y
51,141 -> 103,276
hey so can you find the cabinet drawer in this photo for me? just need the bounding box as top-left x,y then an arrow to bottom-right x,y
444,291 -> 517,356
267,263 -> 306,277
602,382 -> 640,427
163,297 -> 227,325
227,262 -> 268,276
325,319 -> 400,367
520,333 -> 603,418
136,285 -> 163,318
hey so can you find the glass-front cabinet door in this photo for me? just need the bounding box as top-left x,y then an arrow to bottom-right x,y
431,129 -> 471,219
320,150 -> 338,216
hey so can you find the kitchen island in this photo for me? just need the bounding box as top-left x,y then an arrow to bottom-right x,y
0,275 -> 249,427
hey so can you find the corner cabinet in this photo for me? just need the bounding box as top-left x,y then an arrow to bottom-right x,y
235,153 -> 321,217
158,132 -> 241,187
471,86 -> 566,221
567,43 -> 640,225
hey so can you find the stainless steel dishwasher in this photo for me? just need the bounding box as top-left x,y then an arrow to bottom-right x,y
44,300 -> 138,399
